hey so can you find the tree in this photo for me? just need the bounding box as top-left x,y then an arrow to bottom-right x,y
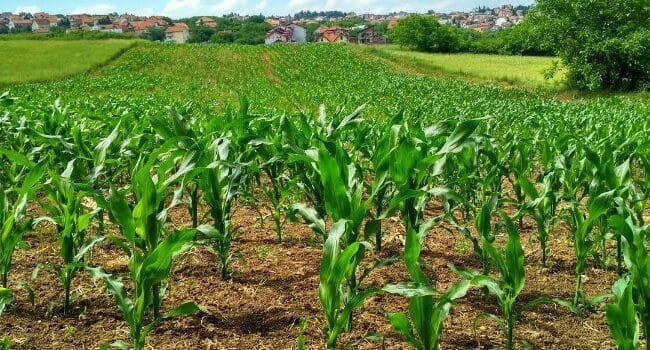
391,15 -> 462,53
529,0 -> 650,90
141,26 -> 165,42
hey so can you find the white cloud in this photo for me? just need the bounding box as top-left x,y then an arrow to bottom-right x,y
14,6 -> 42,14
70,3 -> 116,15
160,0 -> 535,17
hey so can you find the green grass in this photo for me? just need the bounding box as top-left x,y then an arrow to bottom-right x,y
360,45 -> 566,90
0,40 -> 138,86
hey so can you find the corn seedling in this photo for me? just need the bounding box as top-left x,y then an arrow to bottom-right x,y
35,160 -> 103,314
319,220 -> 378,349
606,278 -> 639,350
383,217 -> 470,350
454,213 -> 548,350
87,229 -> 206,350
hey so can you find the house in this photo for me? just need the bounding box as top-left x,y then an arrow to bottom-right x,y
165,23 -> 189,43
98,24 -> 123,33
196,16 -> 217,28
31,18 -> 51,33
8,16 -> 33,32
358,26 -> 385,45
131,20 -> 160,35
314,26 -> 350,43
265,24 -> 306,44
265,18 -> 280,26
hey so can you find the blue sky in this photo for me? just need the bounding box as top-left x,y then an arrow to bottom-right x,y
5,0 -> 535,18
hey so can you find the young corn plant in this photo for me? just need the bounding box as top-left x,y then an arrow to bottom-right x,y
35,160 -> 103,315
608,211 -> 650,349
248,115 -> 295,242
518,173 -> 561,266
569,190 -> 614,309
195,134 -> 248,279
606,277 -> 639,350
284,105 -> 366,223
105,151 -> 194,318
382,218 -> 471,350
87,229 -> 206,350
318,220 -> 378,349
0,160 -> 46,289
454,213 -> 548,350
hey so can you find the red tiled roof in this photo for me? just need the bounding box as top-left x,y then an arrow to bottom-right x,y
165,23 -> 188,33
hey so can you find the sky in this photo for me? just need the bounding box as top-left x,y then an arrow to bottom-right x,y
4,0 -> 535,19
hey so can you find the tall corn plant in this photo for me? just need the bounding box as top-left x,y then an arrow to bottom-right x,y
35,160 -> 103,315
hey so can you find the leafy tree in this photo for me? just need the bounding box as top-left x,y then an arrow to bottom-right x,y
141,26 -> 165,42
391,15 -> 461,53
190,25 -> 216,43
528,0 -> 650,90
98,17 -> 111,25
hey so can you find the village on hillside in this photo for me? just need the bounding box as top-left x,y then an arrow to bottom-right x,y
0,4 -> 530,44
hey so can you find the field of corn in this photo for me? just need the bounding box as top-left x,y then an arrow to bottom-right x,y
1,42 -> 650,349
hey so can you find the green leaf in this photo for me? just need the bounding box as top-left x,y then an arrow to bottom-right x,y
436,119 -> 480,155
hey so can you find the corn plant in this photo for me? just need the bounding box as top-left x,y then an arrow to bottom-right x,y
608,212 -> 650,349
518,173 -> 560,265
454,213 -> 548,350
284,105 -> 366,223
195,134 -> 248,279
105,152 -> 194,318
87,229 -> 206,350
569,190 -> 614,309
318,220 -> 378,349
606,277 -> 639,350
0,160 -> 46,289
248,115 -> 295,242
383,217 -> 470,350
34,160 -> 103,314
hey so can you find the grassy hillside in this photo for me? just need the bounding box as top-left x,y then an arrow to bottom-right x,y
0,40 -> 137,86
361,45 -> 566,89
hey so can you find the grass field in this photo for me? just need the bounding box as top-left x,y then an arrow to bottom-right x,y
0,40 -> 137,86
1,42 -> 650,350
362,45 -> 566,89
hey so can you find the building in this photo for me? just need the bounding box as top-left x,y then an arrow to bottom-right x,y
31,18 -> 51,33
264,24 -> 306,44
314,26 -> 350,43
196,16 -> 217,28
165,22 -> 189,43
8,16 -> 33,32
358,26 -> 385,45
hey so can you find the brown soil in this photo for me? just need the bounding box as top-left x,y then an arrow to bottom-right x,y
1,201 -> 620,349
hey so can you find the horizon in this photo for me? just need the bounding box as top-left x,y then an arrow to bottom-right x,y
3,1 -> 535,19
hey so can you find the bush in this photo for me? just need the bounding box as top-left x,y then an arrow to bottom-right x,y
529,0 -> 650,91
391,15 -> 462,53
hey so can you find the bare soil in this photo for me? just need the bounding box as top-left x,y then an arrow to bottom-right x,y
1,201 -> 619,349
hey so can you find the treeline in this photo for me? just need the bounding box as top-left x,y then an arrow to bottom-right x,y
182,15 -> 272,44
392,16 -> 552,56
393,0 -> 650,91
